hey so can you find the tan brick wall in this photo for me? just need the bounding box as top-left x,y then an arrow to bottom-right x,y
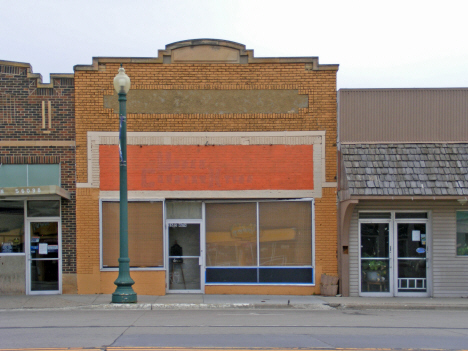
314,187 -> 338,278
76,188 -> 100,275
75,63 -> 337,183
75,59 -> 337,295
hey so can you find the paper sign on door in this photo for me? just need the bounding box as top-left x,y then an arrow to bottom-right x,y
39,243 -> 48,255
412,230 -> 421,241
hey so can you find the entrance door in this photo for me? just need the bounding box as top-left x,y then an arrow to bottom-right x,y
167,221 -> 204,293
27,220 -> 61,294
360,221 -> 392,295
359,212 -> 429,296
395,222 -> 428,295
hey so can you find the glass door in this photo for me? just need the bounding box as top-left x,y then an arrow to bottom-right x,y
395,222 -> 428,295
27,220 -> 61,294
167,221 -> 204,293
360,221 -> 392,295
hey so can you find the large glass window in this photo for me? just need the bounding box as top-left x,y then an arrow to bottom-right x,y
206,202 -> 257,267
456,211 -> 468,256
0,201 -> 25,253
259,201 -> 312,266
101,201 -> 164,268
205,200 -> 313,284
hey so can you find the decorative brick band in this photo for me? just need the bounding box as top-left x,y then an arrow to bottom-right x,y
0,155 -> 60,164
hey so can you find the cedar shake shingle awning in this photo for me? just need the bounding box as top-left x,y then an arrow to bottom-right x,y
341,144 -> 468,196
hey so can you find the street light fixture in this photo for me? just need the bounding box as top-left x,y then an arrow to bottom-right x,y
112,65 -> 137,303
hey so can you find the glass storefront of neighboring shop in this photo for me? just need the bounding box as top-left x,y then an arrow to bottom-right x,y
99,199 -> 315,293
0,164 -> 70,295
0,200 -> 62,295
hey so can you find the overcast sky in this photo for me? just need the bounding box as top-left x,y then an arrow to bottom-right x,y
1,0 -> 467,88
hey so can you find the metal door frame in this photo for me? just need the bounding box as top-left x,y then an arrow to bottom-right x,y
165,219 -> 205,294
25,218 -> 62,295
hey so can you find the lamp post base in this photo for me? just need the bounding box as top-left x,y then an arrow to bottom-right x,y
112,288 -> 137,303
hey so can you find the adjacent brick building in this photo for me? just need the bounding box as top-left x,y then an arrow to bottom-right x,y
0,60 -> 76,294
74,39 -> 339,295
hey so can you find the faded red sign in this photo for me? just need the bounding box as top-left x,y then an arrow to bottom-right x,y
100,145 -> 313,191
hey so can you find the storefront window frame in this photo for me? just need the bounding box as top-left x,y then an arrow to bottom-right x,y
99,198 -> 166,271
204,198 -> 315,286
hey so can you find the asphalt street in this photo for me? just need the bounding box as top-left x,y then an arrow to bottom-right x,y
0,308 -> 467,350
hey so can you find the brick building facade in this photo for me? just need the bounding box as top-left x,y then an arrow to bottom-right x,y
0,60 -> 76,294
74,40 -> 339,295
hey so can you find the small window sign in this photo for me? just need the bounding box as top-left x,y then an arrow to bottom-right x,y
39,243 -> 48,255
412,230 -> 421,241
421,234 -> 426,246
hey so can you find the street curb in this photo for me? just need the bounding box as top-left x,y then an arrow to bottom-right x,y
329,303 -> 468,310
2,302 -> 468,312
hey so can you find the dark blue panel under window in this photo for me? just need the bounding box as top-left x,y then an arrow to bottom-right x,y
259,268 -> 313,283
206,267 -> 314,284
206,268 -> 257,283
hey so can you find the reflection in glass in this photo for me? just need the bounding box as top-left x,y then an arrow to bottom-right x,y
397,259 -> 426,292
30,222 -> 58,259
0,201 -> 24,253
168,224 -> 201,290
29,222 -> 59,291
30,260 -> 59,291
361,223 -> 389,258
360,223 -> 390,293
397,223 -> 426,258
456,211 -> 468,256
397,223 -> 427,292
259,201 -> 311,266
169,258 -> 200,290
206,203 -> 257,266
361,259 -> 390,292
27,201 -> 60,217
168,224 -> 200,257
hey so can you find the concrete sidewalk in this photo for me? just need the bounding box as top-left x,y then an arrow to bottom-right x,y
1,293 -> 468,311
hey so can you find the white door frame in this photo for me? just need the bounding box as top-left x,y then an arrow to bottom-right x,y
25,218 -> 62,295
358,211 -> 431,297
165,219 -> 205,294
393,215 -> 431,297
358,218 -> 393,297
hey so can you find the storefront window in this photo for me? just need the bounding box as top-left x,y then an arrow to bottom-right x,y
259,201 -> 312,266
101,201 -> 164,268
0,201 -> 24,253
206,202 -> 257,266
205,200 -> 313,284
456,211 -> 468,256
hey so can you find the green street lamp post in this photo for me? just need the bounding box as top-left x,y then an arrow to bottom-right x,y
112,65 -> 137,303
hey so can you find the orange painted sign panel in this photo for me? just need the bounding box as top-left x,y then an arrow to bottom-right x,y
100,145 -> 313,191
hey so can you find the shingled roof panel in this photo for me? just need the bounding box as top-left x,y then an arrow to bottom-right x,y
341,144 -> 468,196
